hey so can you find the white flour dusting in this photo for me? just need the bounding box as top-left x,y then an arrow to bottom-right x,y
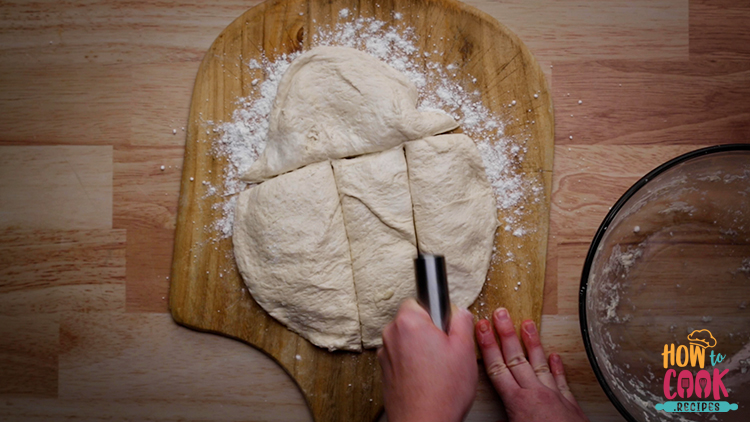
595,244 -> 643,324
212,16 -> 538,242
739,257 -> 750,276
658,201 -> 696,215
212,55 -> 299,237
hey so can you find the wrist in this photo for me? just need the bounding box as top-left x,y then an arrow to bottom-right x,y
388,409 -> 464,422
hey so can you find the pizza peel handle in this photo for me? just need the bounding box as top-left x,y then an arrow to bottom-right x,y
414,253 -> 452,333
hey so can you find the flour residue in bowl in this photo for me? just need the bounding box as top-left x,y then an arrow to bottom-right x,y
586,156 -> 750,422
594,244 -> 643,324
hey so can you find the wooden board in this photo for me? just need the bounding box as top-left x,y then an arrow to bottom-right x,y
169,0 -> 553,421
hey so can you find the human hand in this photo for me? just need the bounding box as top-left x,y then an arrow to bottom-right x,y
475,308 -> 589,422
378,298 -> 478,422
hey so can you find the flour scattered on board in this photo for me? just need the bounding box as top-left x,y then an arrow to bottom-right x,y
211,16 -> 541,253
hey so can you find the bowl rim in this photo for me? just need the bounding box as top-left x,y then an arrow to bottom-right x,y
578,143 -> 750,422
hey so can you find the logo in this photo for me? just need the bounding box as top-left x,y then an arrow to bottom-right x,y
654,329 -> 739,414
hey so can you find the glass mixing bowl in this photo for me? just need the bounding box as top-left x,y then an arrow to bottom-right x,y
580,145 -> 750,422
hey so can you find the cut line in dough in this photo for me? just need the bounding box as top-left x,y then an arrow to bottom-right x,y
232,47 -> 498,351
234,135 -> 498,351
233,161 -> 362,352
405,134 -> 499,309
332,146 -> 418,348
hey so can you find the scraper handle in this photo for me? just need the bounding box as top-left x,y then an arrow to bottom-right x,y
414,253 -> 451,333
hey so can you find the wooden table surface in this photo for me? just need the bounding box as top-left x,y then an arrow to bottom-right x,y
0,1 -> 748,421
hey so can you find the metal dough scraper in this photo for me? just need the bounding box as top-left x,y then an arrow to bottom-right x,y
414,253 -> 451,333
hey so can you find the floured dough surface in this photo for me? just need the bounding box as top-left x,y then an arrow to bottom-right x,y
405,134 -> 499,308
332,146 -> 418,348
233,47 -> 499,351
233,161 -> 362,351
240,46 -> 458,183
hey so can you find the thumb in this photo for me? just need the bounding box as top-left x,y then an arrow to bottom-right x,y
399,297 -> 433,322
449,305 -> 475,346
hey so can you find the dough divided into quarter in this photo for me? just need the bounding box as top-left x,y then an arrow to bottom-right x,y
405,134 -> 499,309
332,146 -> 418,348
240,46 -> 458,183
233,161 -> 362,352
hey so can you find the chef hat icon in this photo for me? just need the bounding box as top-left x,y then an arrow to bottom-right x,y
687,329 -> 717,348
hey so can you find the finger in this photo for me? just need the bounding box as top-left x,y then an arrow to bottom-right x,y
376,346 -> 392,378
448,306 -> 475,347
493,308 -> 538,388
520,320 -> 557,391
397,297 -> 433,324
380,321 -> 399,369
550,353 -> 580,407
395,297 -> 446,338
450,303 -> 461,331
475,318 -> 519,395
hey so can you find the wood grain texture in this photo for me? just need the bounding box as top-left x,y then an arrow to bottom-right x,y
0,313 -> 311,421
58,314 -> 308,411
549,145 -> 714,239
0,146 -> 113,229
0,65 -> 133,146
689,0 -> 750,59
125,228 -> 174,313
0,229 -> 126,316
169,0 -> 553,420
472,0 -> 689,61
1,398 -> 308,422
552,60 -> 750,146
0,0 -> 258,67
0,314 -> 59,397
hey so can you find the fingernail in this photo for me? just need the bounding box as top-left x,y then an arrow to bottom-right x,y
494,308 -> 509,321
551,353 -> 561,364
523,321 -> 536,336
478,319 -> 490,333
